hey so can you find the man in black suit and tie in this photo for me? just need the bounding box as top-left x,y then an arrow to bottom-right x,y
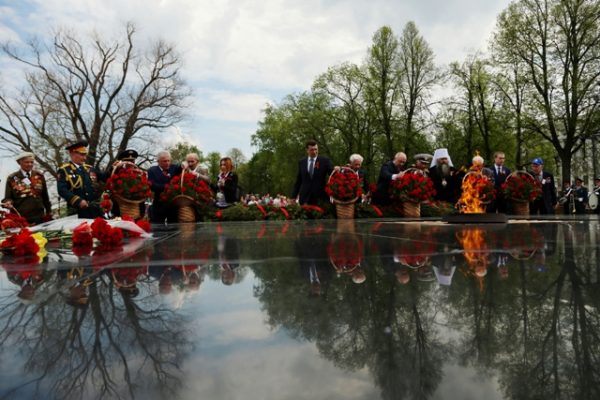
372,152 -> 407,205
488,151 -> 511,213
292,140 -> 333,205
147,150 -> 182,223
529,157 -> 557,215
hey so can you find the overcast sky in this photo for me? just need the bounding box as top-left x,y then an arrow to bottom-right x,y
0,0 -> 512,189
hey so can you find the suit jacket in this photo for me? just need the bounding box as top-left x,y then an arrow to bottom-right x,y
147,164 -> 182,202
487,164 -> 511,213
292,156 -> 333,205
491,165 -> 511,189
372,161 -> 401,205
529,171 -> 557,214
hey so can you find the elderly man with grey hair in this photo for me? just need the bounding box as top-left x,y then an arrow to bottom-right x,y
2,151 -> 52,224
147,150 -> 182,223
181,152 -> 211,183
348,154 -> 370,200
372,152 -> 407,205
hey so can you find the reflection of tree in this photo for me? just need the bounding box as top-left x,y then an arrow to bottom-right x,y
0,270 -> 192,400
253,222 -> 447,400
448,223 -> 600,400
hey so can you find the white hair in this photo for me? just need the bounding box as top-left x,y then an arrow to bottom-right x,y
349,154 -> 364,163
157,151 -> 171,159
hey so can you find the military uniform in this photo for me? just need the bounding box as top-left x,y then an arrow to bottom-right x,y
3,169 -> 52,224
57,161 -> 105,218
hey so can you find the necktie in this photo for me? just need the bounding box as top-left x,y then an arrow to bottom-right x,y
308,158 -> 314,177
26,172 -> 31,179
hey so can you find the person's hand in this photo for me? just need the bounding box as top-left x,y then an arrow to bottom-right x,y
391,174 -> 399,180
333,166 -> 341,173
181,161 -> 188,169
79,200 -> 89,209
577,197 -> 583,202
1,200 -> 13,208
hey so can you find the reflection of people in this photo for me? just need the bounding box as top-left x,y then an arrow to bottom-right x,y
217,232 -> 241,285
528,158 -> 557,215
215,157 -> 239,205
147,150 -> 182,223
292,140 -> 333,205
429,148 -> 461,204
372,152 -> 407,205
3,152 -> 52,224
57,141 -> 106,218
297,223 -> 331,296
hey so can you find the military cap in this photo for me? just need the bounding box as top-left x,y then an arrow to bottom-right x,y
66,141 -> 89,154
414,153 -> 433,163
15,151 -> 34,161
117,149 -> 139,162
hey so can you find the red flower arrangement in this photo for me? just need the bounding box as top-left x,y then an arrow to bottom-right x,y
326,169 -> 362,202
0,213 -> 29,230
389,172 -> 436,202
301,204 -> 326,219
395,239 -> 436,268
501,172 -> 542,202
160,173 -> 213,205
91,218 -> 123,246
327,236 -> 363,272
0,228 -> 39,256
105,166 -> 152,201
72,222 -> 94,247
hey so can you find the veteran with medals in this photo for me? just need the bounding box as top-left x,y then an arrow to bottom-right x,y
2,152 -> 52,224
57,141 -> 105,218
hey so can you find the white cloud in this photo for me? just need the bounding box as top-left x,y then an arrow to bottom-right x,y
0,0 -> 513,161
193,89 -> 272,123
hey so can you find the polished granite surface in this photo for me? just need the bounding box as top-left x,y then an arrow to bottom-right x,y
1,217 -> 599,400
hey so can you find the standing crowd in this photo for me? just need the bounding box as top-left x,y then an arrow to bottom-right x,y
2,139 -> 599,225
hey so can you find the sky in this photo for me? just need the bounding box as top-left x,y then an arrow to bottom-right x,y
0,0 -> 512,194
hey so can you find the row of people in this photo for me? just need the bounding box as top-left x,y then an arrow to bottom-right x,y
3,140 -> 600,224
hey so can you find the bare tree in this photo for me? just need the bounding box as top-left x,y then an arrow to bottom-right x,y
0,22 -> 191,177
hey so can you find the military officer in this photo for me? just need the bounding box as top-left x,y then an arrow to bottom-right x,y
573,177 -> 588,215
57,141 -> 106,218
2,152 -> 52,224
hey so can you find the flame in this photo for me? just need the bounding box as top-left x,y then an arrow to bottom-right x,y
457,171 -> 488,213
456,228 -> 489,290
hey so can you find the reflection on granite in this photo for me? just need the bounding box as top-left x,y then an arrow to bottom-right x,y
1,218 -> 599,399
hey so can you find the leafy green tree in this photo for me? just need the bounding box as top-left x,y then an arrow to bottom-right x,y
493,0 -> 600,182
365,26 -> 402,159
167,142 -> 202,164
397,21 -> 439,155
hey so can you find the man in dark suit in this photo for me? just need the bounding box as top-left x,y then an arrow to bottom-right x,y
372,152 -> 407,205
147,150 -> 182,223
488,151 -> 511,213
292,140 -> 333,205
529,158 -> 557,215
